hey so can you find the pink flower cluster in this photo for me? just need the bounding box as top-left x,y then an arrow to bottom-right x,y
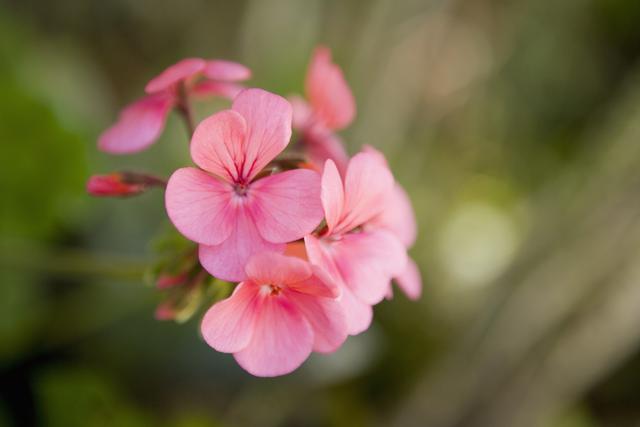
89,47 -> 421,377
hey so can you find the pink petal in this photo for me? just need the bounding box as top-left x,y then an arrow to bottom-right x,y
201,282 -> 260,353
204,60 -> 252,82
191,81 -> 245,100
250,169 -> 323,243
145,58 -> 206,94
290,95 -> 313,130
199,208 -> 285,282
334,152 -> 394,234
361,144 -> 388,167
338,284 -> 374,335
360,146 -> 416,246
304,235 -> 343,286
384,284 -> 394,300
232,88 -> 293,181
320,160 -> 345,234
333,229 -> 408,305
165,167 -> 235,245
190,110 -> 247,182
98,93 -> 173,154
304,130 -> 349,176
395,257 -> 422,300
287,291 -> 347,353
304,235 -> 372,335
371,183 -> 417,247
288,264 -> 340,298
305,46 -> 355,130
245,252 -> 312,286
234,295 -> 313,377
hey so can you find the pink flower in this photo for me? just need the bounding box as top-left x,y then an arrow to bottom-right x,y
304,152 -> 408,335
201,252 -> 347,377
364,146 -> 422,300
291,46 -> 355,173
165,88 -> 324,282
99,58 -> 251,154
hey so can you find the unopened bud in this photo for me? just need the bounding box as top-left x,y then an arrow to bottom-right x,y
87,172 -> 166,197
156,273 -> 189,289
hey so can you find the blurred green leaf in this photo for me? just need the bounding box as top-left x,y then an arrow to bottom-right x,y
169,413 -> 223,427
0,80 -> 87,240
547,406 -> 597,427
36,366 -> 153,427
0,269 -> 45,360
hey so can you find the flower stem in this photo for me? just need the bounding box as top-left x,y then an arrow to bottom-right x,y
176,81 -> 195,140
120,171 -> 167,188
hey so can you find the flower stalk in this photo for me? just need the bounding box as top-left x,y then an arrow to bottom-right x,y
176,80 -> 195,139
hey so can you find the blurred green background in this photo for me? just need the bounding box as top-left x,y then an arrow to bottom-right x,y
2,0 -> 640,426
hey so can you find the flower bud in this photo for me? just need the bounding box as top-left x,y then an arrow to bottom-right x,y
87,172 -> 165,197
154,302 -> 177,321
156,273 -> 189,289
87,173 -> 145,197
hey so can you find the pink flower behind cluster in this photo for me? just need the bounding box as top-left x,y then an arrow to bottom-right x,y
165,88 -> 324,282
201,252 -> 347,377
305,153 -> 409,335
291,46 -> 355,173
99,58 -> 251,154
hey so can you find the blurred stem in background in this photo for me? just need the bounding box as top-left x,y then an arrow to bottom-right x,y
0,241 -> 147,281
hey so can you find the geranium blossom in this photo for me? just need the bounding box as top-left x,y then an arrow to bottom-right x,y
201,252 -> 347,377
90,46 -> 422,378
99,58 -> 251,154
364,146 -> 422,300
304,152 -> 408,335
165,88 -> 324,282
291,46 -> 355,173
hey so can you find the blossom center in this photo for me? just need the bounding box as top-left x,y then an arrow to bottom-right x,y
233,182 -> 249,197
260,284 -> 283,296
